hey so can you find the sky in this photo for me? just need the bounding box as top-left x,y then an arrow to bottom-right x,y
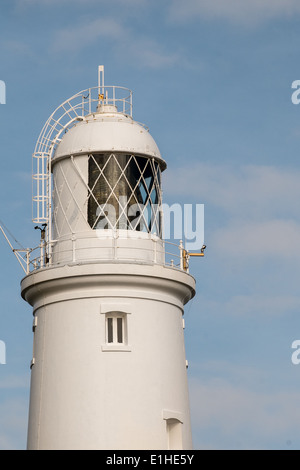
1,0 -> 300,450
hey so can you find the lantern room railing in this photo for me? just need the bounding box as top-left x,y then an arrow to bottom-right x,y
15,238 -> 202,276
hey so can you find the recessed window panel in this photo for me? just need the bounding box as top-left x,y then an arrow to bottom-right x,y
106,313 -> 126,346
117,317 -> 123,343
107,317 -> 113,343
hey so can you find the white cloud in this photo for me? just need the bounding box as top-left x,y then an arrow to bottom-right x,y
164,163 -> 300,260
190,376 -> 300,449
168,0 -> 300,26
0,374 -> 29,390
50,17 -> 125,54
202,294 -> 300,317
212,219 -> 300,258
0,398 -> 28,450
118,38 -> 181,69
165,163 -> 300,221
50,16 -> 181,68
0,40 -> 38,63
16,0 -> 145,8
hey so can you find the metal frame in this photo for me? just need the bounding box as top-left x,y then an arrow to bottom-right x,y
32,84 -> 134,240
28,69 -> 204,274
85,153 -> 162,234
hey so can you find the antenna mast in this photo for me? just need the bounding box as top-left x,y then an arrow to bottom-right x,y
98,65 -> 104,103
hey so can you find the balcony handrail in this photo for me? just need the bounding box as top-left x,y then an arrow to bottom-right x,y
26,237 -> 196,275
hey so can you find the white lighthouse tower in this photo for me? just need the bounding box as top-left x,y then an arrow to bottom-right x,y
21,67 -> 197,450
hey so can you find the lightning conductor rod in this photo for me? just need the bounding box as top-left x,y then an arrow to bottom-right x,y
98,65 -> 105,104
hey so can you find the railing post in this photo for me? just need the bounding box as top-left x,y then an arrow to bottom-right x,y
26,249 -> 30,274
179,240 -> 184,270
113,230 -> 117,260
72,236 -> 76,263
40,242 -> 44,268
48,241 -> 52,266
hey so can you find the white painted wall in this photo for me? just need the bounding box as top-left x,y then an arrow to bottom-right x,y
22,263 -> 195,450
23,102 -> 195,450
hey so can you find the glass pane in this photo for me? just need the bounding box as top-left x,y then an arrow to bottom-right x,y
88,154 -> 104,228
155,162 -> 161,185
138,181 -> 148,204
118,154 -> 132,171
107,318 -> 113,343
140,205 -> 150,232
88,153 -> 162,235
135,155 -> 148,175
144,175 -> 153,191
117,317 -> 123,343
103,156 -> 122,188
150,187 -> 158,204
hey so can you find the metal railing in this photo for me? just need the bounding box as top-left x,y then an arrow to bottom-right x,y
1,221 -> 204,276
24,238 -> 197,275
32,84 -> 134,230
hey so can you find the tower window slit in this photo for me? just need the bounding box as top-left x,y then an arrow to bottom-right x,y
106,313 -> 126,345
107,317 -> 113,343
117,317 -> 123,343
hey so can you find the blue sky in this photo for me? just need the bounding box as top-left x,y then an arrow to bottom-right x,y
1,0 -> 300,450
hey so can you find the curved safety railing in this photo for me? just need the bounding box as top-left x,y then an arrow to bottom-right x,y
32,85 -> 133,228
24,239 -> 199,275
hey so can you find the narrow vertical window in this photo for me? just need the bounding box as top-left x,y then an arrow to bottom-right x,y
107,317 -> 113,343
101,308 -> 131,352
117,317 -> 123,343
105,313 -> 126,346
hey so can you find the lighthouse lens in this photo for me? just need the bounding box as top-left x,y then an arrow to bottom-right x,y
88,153 -> 162,235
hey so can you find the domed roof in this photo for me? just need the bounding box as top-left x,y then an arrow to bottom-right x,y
53,105 -> 166,170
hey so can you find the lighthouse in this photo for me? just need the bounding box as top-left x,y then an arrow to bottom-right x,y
21,67 -> 196,450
